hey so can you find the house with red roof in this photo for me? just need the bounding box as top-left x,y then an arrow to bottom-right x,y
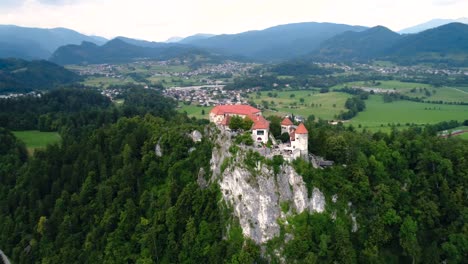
281,117 -> 294,134
210,105 -> 270,144
288,123 -> 309,159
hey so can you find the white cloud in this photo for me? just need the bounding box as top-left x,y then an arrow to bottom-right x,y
0,0 -> 467,41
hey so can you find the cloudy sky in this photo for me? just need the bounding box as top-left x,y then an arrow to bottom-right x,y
0,0 -> 467,41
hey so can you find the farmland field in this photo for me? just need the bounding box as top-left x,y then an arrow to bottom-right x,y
249,90 -> 352,120
13,130 -> 61,155
336,80 -> 468,103
349,95 -> 468,131
178,103 -> 212,119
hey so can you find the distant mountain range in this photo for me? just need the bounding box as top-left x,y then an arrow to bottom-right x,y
181,22 -> 368,61
0,58 -> 80,93
0,25 -> 107,60
399,18 -> 468,34
50,38 -> 209,65
313,23 -> 468,65
2,20 -> 468,65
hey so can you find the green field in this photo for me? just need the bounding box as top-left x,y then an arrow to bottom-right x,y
456,133 -> 468,139
349,95 -> 468,131
177,103 -> 212,119
336,80 -> 468,103
83,76 -> 140,88
249,90 -> 352,120
13,130 -> 61,154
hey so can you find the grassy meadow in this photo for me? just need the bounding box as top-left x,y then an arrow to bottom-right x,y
177,103 -> 212,119
13,130 -> 61,155
348,95 -> 468,131
249,90 -> 352,120
336,80 -> 468,103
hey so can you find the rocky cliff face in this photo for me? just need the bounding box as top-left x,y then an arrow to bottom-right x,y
209,129 -> 326,244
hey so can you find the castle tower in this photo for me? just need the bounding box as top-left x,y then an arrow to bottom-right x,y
281,117 -> 294,134
294,123 -> 308,158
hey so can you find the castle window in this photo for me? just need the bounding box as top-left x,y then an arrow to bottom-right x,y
256,130 -> 264,135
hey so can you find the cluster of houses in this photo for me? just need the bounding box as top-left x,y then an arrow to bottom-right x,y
209,104 -> 309,160
165,86 -> 259,107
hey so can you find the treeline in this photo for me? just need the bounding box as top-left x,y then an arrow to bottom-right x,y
225,73 -> 394,90
270,61 -> 344,76
0,58 -> 81,93
0,90 -> 263,263
288,120 -> 468,263
381,91 -> 468,105
0,87 -> 177,131
337,93 -> 367,120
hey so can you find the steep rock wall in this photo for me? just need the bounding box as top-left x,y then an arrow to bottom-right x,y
211,129 -> 326,244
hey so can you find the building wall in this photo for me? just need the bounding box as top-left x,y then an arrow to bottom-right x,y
281,125 -> 292,134
252,129 -> 269,144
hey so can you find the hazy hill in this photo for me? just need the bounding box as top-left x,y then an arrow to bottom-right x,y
314,26 -> 402,61
116,36 -> 173,48
50,38 -> 208,65
0,58 -> 81,93
0,25 -> 107,59
386,23 -> 468,65
309,23 -> 468,65
178,33 -> 216,44
183,22 -> 367,61
399,17 -> 468,34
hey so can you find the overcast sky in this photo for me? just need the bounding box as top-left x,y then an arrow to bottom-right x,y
0,0 -> 467,41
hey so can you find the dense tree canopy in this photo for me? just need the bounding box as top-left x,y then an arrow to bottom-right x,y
0,87 -> 467,263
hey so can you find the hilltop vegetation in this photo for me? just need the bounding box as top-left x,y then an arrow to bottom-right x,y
0,88 -> 467,263
313,23 -> 468,66
0,58 -> 81,93
50,39 -> 212,65
0,25 -> 106,60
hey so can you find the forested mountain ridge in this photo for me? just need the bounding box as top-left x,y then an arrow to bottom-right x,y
0,58 -> 81,93
50,38 -> 211,65
0,25 -> 107,60
399,17 -> 468,34
183,22 -> 368,61
313,26 -> 403,61
0,88 -> 467,263
312,23 -> 468,65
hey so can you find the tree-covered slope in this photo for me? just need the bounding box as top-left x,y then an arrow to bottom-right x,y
185,22 -> 367,61
314,26 -> 402,61
386,22 -> 468,65
0,25 -> 107,59
309,23 -> 468,65
0,58 -> 81,93
50,38 -> 210,65
0,88 -> 467,263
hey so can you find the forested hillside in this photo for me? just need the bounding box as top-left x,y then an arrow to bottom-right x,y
0,88 -> 467,263
0,58 -> 81,93
50,39 -> 209,65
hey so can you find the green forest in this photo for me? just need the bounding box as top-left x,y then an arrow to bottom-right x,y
0,88 -> 467,263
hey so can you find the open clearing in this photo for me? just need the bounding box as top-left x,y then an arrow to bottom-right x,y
336,80 -> 468,103
349,95 -> 468,131
178,103 -> 212,119
249,90 -> 352,120
13,130 -> 61,155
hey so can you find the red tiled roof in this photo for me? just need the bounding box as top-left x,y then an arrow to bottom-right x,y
210,105 -> 261,116
295,123 -> 308,134
281,117 -> 293,126
251,115 -> 270,130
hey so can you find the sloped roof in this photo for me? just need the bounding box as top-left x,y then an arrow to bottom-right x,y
281,117 -> 293,126
251,115 -> 270,130
295,123 -> 308,134
210,105 -> 261,116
